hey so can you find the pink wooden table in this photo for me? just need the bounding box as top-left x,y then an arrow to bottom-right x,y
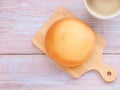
0,0 -> 120,89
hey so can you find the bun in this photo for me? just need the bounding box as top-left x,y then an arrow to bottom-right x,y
45,18 -> 95,67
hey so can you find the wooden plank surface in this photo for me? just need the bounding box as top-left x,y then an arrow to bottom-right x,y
0,55 -> 119,90
0,0 -> 120,89
0,0 -> 120,54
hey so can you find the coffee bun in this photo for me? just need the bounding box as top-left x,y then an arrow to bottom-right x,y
45,18 -> 95,67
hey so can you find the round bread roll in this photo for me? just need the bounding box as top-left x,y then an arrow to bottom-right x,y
45,18 -> 95,67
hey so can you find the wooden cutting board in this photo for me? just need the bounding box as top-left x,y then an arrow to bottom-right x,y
32,7 -> 117,82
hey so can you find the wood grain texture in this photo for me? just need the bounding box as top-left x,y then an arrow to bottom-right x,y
32,7 -> 117,82
0,55 -> 119,90
0,0 -> 120,89
0,0 -> 120,54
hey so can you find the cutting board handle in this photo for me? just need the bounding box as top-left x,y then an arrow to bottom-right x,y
95,62 -> 117,82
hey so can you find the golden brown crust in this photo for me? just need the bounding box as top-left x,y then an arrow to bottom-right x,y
45,18 -> 95,67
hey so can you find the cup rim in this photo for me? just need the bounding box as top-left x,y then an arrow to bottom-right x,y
84,0 -> 120,20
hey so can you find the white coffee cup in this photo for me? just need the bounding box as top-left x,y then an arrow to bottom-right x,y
84,0 -> 120,19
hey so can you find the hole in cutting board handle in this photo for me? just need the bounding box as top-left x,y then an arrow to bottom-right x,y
107,71 -> 112,76
96,64 -> 117,82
